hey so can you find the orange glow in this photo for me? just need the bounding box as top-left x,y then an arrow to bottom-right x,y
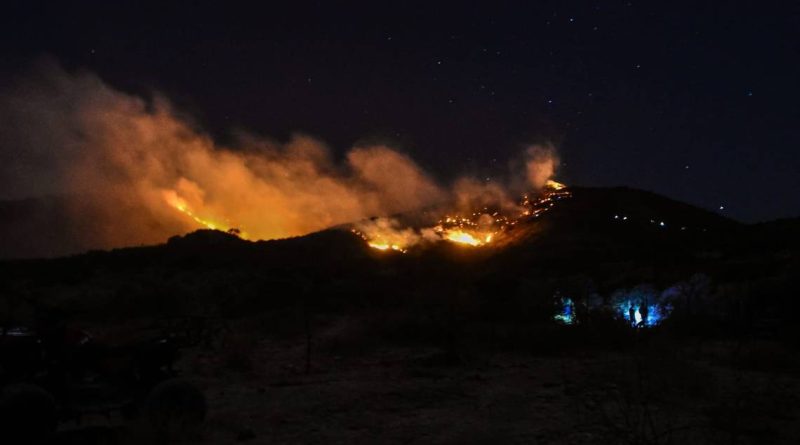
354,180 -> 571,252
367,242 -> 406,252
443,230 -> 493,246
163,190 -> 248,239
350,226 -> 411,253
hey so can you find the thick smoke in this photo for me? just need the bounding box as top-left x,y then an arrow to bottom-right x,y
0,61 -> 560,257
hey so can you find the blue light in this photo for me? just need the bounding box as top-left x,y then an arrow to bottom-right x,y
553,290 -> 674,327
613,299 -> 671,327
555,297 -> 575,325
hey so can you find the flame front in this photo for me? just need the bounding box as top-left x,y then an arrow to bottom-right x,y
355,180 -> 572,252
442,230 -> 491,246
367,242 -> 406,252
161,175 -> 568,252
163,190 -> 248,239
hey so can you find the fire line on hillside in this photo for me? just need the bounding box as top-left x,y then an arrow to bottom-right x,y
162,179 -> 569,252
352,179 -> 571,252
163,190 -> 251,240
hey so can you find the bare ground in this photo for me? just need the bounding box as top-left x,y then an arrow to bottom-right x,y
49,317 -> 800,445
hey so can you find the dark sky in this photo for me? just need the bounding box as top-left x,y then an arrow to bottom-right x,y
2,1 -> 798,222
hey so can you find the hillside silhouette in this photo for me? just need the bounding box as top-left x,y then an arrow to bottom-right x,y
2,186 -> 799,443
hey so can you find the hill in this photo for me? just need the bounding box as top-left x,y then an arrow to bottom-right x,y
2,186 -> 799,444
1,186 -> 795,326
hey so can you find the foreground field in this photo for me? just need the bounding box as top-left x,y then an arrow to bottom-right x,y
47,316 -> 800,445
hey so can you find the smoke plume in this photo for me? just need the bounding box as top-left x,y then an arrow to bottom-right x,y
0,61 -> 560,257
525,144 -> 560,189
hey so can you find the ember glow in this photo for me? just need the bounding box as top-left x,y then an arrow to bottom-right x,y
354,180 -> 572,252
433,213 -> 501,247
368,242 -> 405,252
442,230 -> 488,246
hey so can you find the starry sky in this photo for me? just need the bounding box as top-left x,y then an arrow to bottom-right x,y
2,1 -> 798,222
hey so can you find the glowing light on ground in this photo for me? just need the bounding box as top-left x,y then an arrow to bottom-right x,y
553,295 -> 672,327
554,297 -> 575,324
614,300 -> 672,327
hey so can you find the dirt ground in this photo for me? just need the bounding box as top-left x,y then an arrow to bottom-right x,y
48,318 -> 800,445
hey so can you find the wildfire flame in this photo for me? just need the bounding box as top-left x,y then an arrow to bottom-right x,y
163,190 -> 249,239
1,65 -> 573,256
367,242 -> 406,252
442,230 -> 491,246
355,180 -> 571,252
161,176 -> 569,252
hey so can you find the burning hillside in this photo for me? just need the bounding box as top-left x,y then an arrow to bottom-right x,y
0,62 -> 567,258
0,65 -> 737,262
351,180 -> 571,252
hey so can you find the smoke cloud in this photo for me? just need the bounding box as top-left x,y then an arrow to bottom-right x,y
0,61 -> 560,257
525,144 -> 560,189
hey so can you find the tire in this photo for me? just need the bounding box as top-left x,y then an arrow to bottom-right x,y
144,378 -> 207,440
0,383 -> 57,444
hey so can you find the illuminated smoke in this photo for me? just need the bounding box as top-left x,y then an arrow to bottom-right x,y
524,144 -> 560,189
0,61 -> 562,256
0,61 -> 447,253
452,178 -> 521,215
351,218 -> 439,252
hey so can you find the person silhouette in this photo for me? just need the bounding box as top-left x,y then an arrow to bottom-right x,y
639,300 -> 650,327
628,304 -> 636,327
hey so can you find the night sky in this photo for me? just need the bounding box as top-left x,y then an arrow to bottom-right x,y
2,1 -> 798,222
